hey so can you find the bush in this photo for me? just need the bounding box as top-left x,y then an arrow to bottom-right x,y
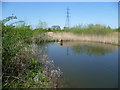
2,16 -> 49,88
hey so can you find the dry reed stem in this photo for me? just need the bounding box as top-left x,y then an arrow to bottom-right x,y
47,32 -> 118,44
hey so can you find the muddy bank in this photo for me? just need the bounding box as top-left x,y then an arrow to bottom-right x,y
47,32 -> 118,45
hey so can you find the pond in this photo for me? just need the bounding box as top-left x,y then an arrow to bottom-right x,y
39,41 -> 118,88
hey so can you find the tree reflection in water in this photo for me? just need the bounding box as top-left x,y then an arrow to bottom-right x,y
60,41 -> 117,56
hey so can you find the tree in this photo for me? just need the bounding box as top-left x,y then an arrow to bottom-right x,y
36,20 -> 48,29
51,25 -> 61,30
2,15 -> 17,24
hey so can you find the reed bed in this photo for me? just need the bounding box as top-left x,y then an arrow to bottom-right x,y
47,32 -> 118,45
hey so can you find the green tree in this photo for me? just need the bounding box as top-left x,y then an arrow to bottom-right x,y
36,20 -> 48,29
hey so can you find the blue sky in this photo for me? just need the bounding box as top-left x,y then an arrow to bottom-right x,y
2,2 -> 118,29
2,0 -> 119,2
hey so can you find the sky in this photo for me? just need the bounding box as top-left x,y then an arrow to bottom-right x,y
2,2 -> 118,29
1,0 -> 120,2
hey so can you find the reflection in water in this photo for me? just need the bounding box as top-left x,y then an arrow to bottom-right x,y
61,41 -> 117,56
60,41 -> 63,46
47,41 -> 118,88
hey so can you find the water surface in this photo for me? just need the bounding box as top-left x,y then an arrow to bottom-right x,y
47,42 -> 118,88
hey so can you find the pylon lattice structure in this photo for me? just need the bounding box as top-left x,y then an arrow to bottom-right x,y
65,8 -> 70,28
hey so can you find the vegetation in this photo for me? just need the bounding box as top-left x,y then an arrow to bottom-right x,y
66,25 -> 114,35
47,24 -> 119,45
49,24 -> 118,35
2,15 -> 50,88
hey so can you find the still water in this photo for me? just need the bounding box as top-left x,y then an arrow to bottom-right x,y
46,42 -> 118,88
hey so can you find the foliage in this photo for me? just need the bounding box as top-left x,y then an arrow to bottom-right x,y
47,24 -> 118,36
36,20 -> 48,29
2,15 -> 17,24
117,27 -> 120,32
64,24 -> 116,35
2,16 -> 50,88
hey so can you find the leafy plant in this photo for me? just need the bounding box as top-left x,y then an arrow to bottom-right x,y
2,16 -> 50,88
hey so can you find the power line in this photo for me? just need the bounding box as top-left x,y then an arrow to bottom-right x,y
65,8 -> 70,28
